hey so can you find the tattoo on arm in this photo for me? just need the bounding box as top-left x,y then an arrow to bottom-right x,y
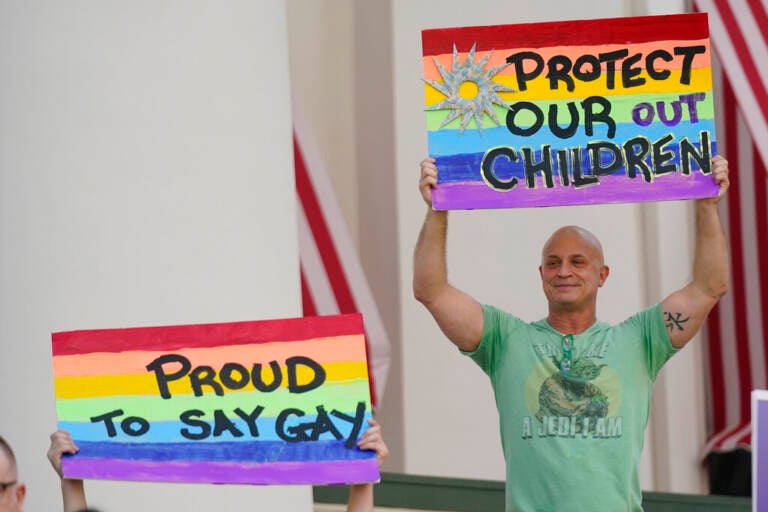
664,311 -> 690,332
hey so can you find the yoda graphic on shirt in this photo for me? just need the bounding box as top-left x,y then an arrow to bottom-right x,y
535,357 -> 609,431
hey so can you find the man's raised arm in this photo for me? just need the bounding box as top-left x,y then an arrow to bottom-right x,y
47,430 -> 88,512
661,155 -> 730,349
413,158 -> 484,352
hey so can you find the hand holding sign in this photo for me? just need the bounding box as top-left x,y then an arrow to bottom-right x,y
419,157 -> 439,207
703,154 -> 730,202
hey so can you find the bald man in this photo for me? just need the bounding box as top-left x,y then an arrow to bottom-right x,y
0,436 -> 26,512
413,156 -> 731,512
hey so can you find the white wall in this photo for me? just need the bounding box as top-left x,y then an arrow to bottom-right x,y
287,0 -> 358,246
0,1 -> 311,511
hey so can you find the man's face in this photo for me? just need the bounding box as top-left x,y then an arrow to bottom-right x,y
0,451 -> 24,512
539,228 -> 609,312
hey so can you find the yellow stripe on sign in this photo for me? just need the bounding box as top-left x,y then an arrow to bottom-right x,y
424,68 -> 712,105
54,361 -> 370,399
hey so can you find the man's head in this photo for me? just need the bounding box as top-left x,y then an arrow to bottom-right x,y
0,436 -> 25,512
539,226 -> 610,314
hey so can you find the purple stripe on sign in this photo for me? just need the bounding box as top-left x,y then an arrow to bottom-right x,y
432,172 -> 719,210
63,457 -> 380,485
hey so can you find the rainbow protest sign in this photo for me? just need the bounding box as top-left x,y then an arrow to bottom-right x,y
51,314 -> 378,485
422,13 -> 718,210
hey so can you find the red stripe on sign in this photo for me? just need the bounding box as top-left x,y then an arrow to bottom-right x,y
300,267 -> 318,317
421,13 -> 708,55
51,313 -> 364,356
755,145 -> 768,385
747,0 -> 768,50
722,77 -> 753,426
293,136 -> 357,314
706,303 -> 726,433
713,0 -> 768,122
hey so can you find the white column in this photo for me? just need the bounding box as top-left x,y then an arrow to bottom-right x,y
0,1 -> 310,510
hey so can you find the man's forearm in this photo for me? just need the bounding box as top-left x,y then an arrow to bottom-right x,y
61,478 -> 87,512
693,200 -> 728,298
347,483 -> 374,512
413,209 -> 449,304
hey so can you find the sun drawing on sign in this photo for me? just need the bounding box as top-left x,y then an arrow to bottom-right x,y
424,43 -> 514,134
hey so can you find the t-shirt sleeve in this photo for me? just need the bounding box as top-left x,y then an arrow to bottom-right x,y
637,302 -> 678,380
460,303 -> 507,376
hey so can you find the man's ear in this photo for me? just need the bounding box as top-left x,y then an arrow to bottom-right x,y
15,482 -> 26,506
598,265 -> 610,286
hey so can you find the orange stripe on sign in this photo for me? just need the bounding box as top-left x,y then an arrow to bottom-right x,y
422,40 -> 711,81
52,334 -> 367,377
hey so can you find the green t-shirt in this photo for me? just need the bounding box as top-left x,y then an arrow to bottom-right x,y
464,303 -> 676,512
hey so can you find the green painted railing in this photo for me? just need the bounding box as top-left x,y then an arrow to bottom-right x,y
313,472 -> 751,511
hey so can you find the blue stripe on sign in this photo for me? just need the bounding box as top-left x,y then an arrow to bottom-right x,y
60,412 -> 373,443
427,119 -> 716,157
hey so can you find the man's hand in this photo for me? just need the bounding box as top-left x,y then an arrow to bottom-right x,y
701,155 -> 730,204
47,430 -> 79,478
356,418 -> 389,467
346,418 -> 389,512
419,158 -> 438,207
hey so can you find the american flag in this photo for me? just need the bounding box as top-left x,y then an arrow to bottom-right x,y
292,97 -> 391,408
692,0 -> 768,454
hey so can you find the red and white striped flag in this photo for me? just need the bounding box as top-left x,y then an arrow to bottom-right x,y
692,0 -> 768,454
292,97 -> 391,408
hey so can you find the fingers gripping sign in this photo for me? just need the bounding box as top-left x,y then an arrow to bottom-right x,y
356,418 -> 389,465
47,430 -> 79,478
710,155 -> 730,200
48,430 -> 89,512
419,158 -> 438,207
696,155 -> 730,208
